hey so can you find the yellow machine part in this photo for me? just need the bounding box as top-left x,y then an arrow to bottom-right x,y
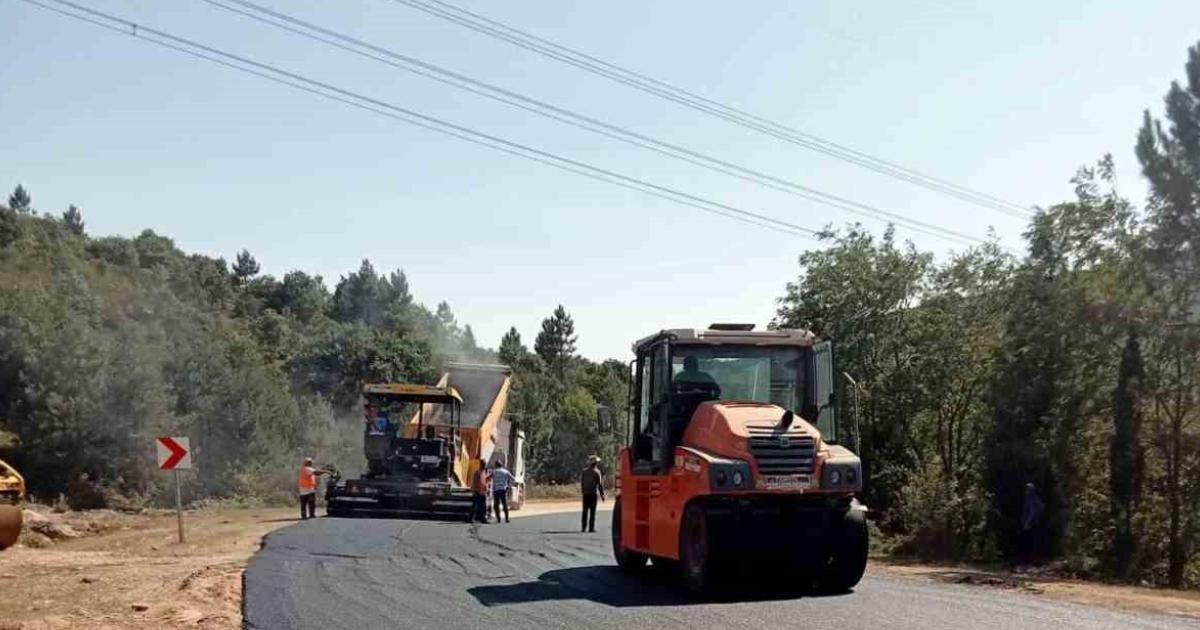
402,371 -> 512,487
0,505 -> 21,550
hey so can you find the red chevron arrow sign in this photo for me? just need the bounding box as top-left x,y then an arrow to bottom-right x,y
156,437 -> 191,470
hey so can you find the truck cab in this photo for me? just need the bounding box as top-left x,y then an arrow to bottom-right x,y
613,324 -> 867,594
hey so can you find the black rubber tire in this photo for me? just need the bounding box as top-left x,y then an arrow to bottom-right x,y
679,504 -> 714,595
650,556 -> 679,575
611,501 -> 648,572
0,504 -> 22,550
817,507 -> 869,593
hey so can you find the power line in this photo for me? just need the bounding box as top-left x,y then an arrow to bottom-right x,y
199,0 -> 993,248
392,0 -> 1034,219
20,0 -> 824,241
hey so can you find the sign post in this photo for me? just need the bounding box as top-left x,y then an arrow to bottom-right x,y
174,469 -> 183,543
156,437 -> 191,544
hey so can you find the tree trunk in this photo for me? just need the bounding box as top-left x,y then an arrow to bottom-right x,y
1168,401 -> 1184,587
1167,349 -> 1185,588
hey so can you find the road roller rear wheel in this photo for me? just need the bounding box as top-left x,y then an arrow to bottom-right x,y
0,504 -> 22,550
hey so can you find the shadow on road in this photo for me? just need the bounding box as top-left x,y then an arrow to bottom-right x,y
468,565 -> 852,608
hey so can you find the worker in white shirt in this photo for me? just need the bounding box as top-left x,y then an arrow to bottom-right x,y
489,460 -> 515,524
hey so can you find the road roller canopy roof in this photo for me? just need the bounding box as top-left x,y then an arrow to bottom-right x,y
633,325 -> 817,353
362,383 -> 463,405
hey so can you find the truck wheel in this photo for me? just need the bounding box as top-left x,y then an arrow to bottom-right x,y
817,507 -> 868,593
679,504 -> 715,595
611,501 -> 647,572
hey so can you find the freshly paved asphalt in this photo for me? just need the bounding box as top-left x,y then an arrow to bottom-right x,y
244,510 -> 1189,630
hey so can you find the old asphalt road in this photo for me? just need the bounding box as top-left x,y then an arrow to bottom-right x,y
244,510 -> 1188,630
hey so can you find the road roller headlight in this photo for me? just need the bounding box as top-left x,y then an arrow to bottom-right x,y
821,458 -> 863,491
708,460 -> 751,492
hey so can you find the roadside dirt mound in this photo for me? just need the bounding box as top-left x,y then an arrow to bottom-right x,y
14,507 -> 121,548
0,507 -> 295,629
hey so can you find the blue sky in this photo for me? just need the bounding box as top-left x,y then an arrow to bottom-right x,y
3,1 -> 1198,360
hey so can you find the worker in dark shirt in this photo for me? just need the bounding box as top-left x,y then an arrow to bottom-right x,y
580,455 -> 606,533
674,356 -> 719,394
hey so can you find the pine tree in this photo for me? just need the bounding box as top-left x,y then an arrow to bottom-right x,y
387,270 -> 413,309
233,249 -> 261,285
1135,40 -> 1200,588
435,301 -> 457,332
461,324 -> 479,355
1110,328 -> 1145,577
7,185 -> 31,214
62,205 -> 85,236
498,326 -> 525,366
333,259 -> 382,325
535,305 -> 577,369
379,270 -> 414,330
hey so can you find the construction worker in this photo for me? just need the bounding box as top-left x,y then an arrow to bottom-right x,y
470,459 -> 489,523
1019,481 -> 1045,564
490,460 -> 514,523
580,455 -> 606,533
298,457 -> 328,520
364,406 -> 391,477
674,355 -> 719,391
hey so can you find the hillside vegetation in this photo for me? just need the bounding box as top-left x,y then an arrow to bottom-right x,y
0,199 -> 620,509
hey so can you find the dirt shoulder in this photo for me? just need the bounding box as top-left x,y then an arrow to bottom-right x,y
0,506 -> 295,629
871,559 -> 1200,620
0,499 -> 600,630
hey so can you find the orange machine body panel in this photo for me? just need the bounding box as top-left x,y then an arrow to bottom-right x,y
618,401 -> 846,560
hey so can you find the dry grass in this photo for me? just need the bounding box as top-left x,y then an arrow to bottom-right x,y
872,559 -> 1200,620
524,482 -> 583,500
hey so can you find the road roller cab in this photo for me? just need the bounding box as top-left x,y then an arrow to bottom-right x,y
611,324 -> 868,594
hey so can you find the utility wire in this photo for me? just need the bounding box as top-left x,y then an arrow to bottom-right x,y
20,0 -> 824,240
392,0 -> 1033,219
200,0 -> 991,248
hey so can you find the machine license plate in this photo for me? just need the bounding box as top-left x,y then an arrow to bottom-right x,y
419,455 -> 441,464
757,475 -> 811,490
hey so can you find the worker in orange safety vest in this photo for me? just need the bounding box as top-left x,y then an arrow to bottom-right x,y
298,457 -> 328,520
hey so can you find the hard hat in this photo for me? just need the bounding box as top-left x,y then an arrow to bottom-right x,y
588,455 -> 600,464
